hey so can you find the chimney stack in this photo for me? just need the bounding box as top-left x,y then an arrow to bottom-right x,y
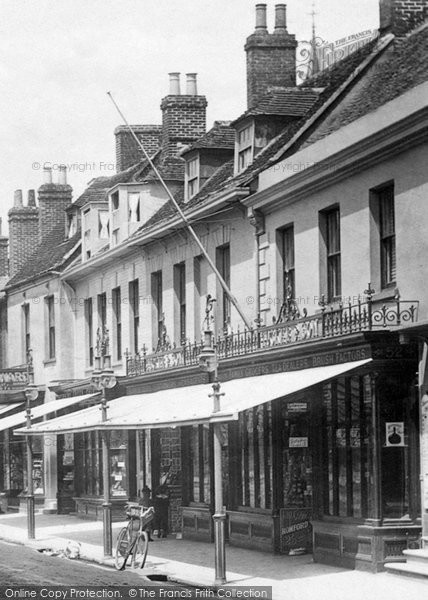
0,218 -> 9,279
38,167 -> 72,242
161,73 -> 207,158
8,189 -> 39,277
255,3 -> 268,32
379,0 -> 427,35
186,73 -> 198,96
115,124 -> 162,171
245,4 -> 297,108
274,4 -> 287,32
169,72 -> 181,95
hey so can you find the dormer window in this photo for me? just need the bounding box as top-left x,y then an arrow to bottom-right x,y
67,213 -> 77,238
111,191 -> 119,211
98,211 -> 110,239
236,123 -> 254,173
84,229 -> 91,260
186,156 -> 200,200
128,192 -> 141,223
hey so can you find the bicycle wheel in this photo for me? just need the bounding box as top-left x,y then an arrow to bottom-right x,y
132,530 -> 149,569
115,527 -> 131,570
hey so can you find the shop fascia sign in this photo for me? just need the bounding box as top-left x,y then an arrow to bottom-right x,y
0,367 -> 29,390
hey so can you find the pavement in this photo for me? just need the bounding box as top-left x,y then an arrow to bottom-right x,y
0,511 -> 427,600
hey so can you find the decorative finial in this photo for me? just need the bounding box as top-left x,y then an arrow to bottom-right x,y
203,295 -> 216,331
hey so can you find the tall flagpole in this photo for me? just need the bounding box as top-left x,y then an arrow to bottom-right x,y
107,92 -> 252,331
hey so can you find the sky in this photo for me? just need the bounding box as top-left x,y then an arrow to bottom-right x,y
0,0 -> 380,235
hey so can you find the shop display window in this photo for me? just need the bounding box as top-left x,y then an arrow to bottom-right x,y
78,431 -> 102,496
58,433 -> 75,496
281,400 -> 312,508
239,403 -> 272,509
189,424 -> 211,504
322,375 -> 374,518
110,430 -> 128,497
377,372 -> 419,519
31,436 -> 44,495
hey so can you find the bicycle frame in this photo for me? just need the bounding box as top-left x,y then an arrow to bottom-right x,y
115,504 -> 155,570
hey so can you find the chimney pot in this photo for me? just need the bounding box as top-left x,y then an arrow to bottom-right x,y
43,166 -> 52,184
169,72 -> 181,95
274,4 -> 287,32
255,4 -> 268,32
14,190 -> 23,208
27,190 -> 36,207
58,164 -> 67,185
186,73 -> 198,95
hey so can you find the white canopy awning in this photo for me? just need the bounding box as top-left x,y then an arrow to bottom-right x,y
0,403 -> 24,417
15,359 -> 371,436
1,394 -> 98,433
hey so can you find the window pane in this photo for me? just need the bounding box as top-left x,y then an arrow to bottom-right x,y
327,209 -> 340,255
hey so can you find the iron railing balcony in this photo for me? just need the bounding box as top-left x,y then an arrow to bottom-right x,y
125,291 -> 419,378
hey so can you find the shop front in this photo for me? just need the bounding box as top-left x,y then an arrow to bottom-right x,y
180,335 -> 421,572
14,333 -> 421,572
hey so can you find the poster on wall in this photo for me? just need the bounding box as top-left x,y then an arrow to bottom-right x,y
280,508 -> 312,554
385,422 -> 405,447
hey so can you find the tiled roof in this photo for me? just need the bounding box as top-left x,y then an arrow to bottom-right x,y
185,161 -> 235,209
302,24 -> 428,146
72,161 -> 148,209
233,37 -> 382,184
128,39 -> 382,237
4,224 -> 81,290
134,152 -> 185,183
232,88 -> 323,123
181,121 -> 235,154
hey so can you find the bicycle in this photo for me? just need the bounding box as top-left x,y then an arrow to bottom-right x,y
114,503 -> 155,570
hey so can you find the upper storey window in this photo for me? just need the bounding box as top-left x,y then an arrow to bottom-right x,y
128,192 -> 141,223
236,124 -> 254,173
98,211 -> 110,240
186,156 -> 199,201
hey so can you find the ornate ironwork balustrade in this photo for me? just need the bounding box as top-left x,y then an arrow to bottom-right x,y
125,293 -> 419,377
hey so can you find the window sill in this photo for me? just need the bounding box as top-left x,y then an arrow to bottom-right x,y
43,358 -> 56,366
372,287 -> 397,303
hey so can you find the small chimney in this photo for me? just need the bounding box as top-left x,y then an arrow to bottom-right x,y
43,166 -> 52,184
255,3 -> 268,32
27,190 -> 36,207
14,190 -> 23,208
186,73 -> 198,95
169,72 -> 181,95
58,164 -> 67,185
274,4 -> 287,33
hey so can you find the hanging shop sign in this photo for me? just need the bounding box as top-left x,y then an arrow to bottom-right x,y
385,422 -> 405,447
